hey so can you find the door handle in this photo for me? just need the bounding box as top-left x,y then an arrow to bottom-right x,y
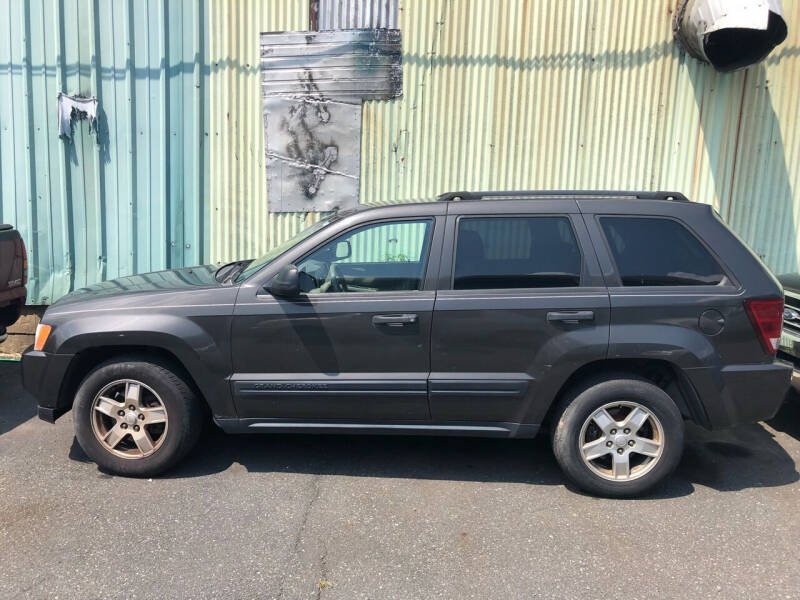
372,313 -> 418,327
547,311 -> 595,324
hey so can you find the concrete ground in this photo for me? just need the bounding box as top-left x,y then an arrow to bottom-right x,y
2,361 -> 800,600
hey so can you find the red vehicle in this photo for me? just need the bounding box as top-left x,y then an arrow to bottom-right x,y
0,224 -> 27,342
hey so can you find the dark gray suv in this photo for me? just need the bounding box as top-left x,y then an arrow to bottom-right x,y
22,191 -> 791,497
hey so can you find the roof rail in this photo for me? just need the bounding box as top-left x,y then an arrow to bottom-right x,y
436,190 -> 690,203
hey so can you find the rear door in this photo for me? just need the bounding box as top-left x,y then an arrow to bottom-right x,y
429,199 -> 610,429
580,201 -> 754,423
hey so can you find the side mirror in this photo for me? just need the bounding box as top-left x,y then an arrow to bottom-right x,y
265,264 -> 300,297
335,240 -> 352,260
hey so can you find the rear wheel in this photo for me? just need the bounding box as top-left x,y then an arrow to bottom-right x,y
551,376 -> 684,497
74,358 -> 203,476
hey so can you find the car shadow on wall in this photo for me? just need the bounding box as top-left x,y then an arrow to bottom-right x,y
70,401 -> 798,499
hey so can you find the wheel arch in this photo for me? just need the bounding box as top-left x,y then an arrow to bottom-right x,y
541,358 -> 710,430
56,345 -> 212,417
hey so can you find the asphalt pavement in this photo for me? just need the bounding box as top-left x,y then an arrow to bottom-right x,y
2,361 -> 800,599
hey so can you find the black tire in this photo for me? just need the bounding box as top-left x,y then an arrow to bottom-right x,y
73,357 -> 203,477
551,375 -> 684,498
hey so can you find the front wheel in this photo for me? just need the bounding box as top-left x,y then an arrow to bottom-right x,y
551,376 -> 684,498
73,358 -> 203,476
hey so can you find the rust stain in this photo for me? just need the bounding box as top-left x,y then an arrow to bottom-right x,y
726,69 -> 749,221
282,71 -> 340,198
691,87 -> 706,205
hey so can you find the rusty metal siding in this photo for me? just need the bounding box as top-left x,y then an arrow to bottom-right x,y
359,0 -> 800,275
319,0 -> 399,30
0,0 -> 208,304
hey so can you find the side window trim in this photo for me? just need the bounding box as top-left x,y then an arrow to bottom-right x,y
448,213 -> 586,291
593,214 -> 737,289
294,217 -> 437,296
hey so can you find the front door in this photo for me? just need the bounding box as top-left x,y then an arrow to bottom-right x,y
430,201 -> 611,428
231,217 -> 442,421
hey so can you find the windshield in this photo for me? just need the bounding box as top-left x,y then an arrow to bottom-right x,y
235,216 -> 336,282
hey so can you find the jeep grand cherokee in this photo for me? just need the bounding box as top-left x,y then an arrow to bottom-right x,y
22,191 -> 791,497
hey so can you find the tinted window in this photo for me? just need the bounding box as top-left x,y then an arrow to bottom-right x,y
600,217 -> 727,286
297,220 -> 432,294
453,217 -> 582,290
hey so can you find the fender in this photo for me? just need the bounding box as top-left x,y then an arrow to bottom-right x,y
52,312 -> 236,417
521,322 -> 720,427
607,323 -> 721,370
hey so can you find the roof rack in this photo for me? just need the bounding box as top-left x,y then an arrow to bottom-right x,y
436,190 -> 690,203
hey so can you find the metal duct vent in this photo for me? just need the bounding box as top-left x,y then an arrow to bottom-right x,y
674,0 -> 788,72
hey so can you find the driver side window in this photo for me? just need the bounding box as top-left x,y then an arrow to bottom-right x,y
297,219 -> 433,294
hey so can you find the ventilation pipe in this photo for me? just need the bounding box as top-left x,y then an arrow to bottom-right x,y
674,0 -> 787,72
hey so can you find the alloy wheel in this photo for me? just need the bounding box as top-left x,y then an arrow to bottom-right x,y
578,401 -> 664,481
90,379 -> 168,459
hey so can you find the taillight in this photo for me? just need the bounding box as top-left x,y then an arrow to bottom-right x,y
20,239 -> 28,285
744,298 -> 783,355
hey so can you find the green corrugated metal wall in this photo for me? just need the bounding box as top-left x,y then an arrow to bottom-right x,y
359,0 -> 800,275
209,0 -> 800,277
207,0 -> 308,265
4,0 -> 800,303
0,0 -> 208,304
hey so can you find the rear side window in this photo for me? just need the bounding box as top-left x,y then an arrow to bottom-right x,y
600,217 -> 728,286
454,216 -> 582,290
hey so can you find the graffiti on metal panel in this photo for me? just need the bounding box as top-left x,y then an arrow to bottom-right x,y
261,28 -> 403,212
282,72 -> 340,199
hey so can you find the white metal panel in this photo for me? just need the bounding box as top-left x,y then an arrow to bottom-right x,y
319,0 -> 398,30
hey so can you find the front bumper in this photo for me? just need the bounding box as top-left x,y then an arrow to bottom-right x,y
21,350 -> 74,422
685,360 -> 792,429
